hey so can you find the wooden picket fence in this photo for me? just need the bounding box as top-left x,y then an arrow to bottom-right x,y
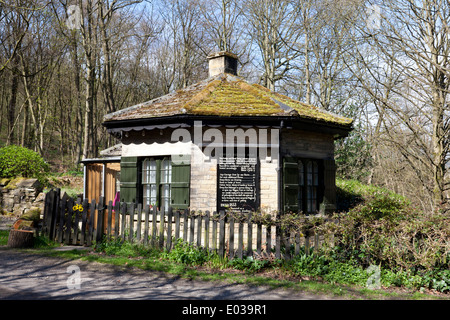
41,189 -> 329,260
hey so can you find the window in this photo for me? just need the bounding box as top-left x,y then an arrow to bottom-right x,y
141,157 -> 172,211
283,157 -> 323,214
119,155 -> 190,209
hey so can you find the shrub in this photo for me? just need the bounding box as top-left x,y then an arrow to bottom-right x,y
228,257 -> 271,273
0,145 -> 49,182
163,239 -> 210,266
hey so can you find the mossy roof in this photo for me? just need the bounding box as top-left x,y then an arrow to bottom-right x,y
103,73 -> 353,127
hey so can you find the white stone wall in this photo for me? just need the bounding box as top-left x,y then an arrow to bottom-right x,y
119,127 -> 335,214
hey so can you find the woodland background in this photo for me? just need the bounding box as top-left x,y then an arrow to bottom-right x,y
0,0 -> 449,213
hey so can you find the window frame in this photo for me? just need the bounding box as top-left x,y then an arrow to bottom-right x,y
283,157 -> 324,214
139,156 -> 172,211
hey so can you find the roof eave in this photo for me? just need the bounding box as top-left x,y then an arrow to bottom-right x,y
102,114 -> 353,138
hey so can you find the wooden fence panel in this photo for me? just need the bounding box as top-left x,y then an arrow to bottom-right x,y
42,190 -> 330,260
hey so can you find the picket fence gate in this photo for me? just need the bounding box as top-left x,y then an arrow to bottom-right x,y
41,189 -> 328,260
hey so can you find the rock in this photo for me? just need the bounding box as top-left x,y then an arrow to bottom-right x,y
34,192 -> 45,202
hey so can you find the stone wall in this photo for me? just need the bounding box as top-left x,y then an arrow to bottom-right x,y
0,178 -> 45,217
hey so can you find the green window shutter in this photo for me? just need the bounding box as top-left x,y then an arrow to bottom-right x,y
322,159 -> 336,213
120,156 -> 138,203
171,156 -> 190,209
283,157 -> 299,213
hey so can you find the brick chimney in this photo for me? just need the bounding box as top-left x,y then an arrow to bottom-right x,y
207,51 -> 238,77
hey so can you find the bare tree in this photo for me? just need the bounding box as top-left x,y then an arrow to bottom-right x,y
350,0 -> 450,209
243,0 -> 302,91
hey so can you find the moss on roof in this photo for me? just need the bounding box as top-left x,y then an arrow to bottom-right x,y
104,73 -> 353,126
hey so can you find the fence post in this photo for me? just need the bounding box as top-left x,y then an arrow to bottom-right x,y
183,209 -> 188,242
174,209 -> 180,242
256,221 -> 262,256
114,201 -> 120,239
204,211 -> 210,252
65,197 -> 74,245
166,207 -> 173,251
96,197 -> 105,243
57,193 -> 68,243
212,212 -> 218,253
275,212 -> 281,259
87,199 -> 96,246
120,202 -> 127,242
128,202 -> 135,243
247,212 -> 253,258
196,213 -> 202,248
136,204 -> 142,242
107,200 -> 113,241
80,198 -> 89,246
189,212 -> 195,245
159,208 -> 165,249
229,215 -> 235,258
151,206 -> 157,247
237,218 -> 243,259
144,205 -> 150,245
218,211 -> 225,258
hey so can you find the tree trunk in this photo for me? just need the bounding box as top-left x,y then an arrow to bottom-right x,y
8,230 -> 34,248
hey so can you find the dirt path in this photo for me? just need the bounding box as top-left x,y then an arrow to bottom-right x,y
0,248 -> 339,301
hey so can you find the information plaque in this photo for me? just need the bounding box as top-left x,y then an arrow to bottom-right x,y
217,156 -> 259,214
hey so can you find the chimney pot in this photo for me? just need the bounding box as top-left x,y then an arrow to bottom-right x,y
207,51 -> 238,77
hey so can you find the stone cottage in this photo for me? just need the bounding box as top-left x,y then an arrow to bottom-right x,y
100,51 -> 353,215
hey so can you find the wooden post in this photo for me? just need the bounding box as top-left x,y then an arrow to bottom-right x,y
114,202 -> 120,239
212,212 -> 218,253
256,222 -> 262,255
96,196 -> 105,243
247,212 -> 253,257
266,225 -> 271,256
189,213 -> 195,245
57,193 -> 68,243
87,199 -> 96,247
166,207 -> 173,251
305,235 -> 310,256
275,213 -> 281,259
204,211 -> 210,252
136,204 -> 142,242
218,211 -> 225,258
237,218 -> 243,259
196,213 -> 202,248
151,206 -> 157,247
128,202 -> 135,242
65,197 -> 74,245
174,210 -> 180,242
295,232 -> 300,256
183,209 -> 188,242
159,208 -> 165,249
80,198 -> 89,246
120,202 -> 127,242
229,216 -> 235,259
107,200 -> 113,241
144,205 -> 150,245
284,230 -> 291,261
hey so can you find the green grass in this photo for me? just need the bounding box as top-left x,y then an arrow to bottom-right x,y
1,231 -> 445,300
0,230 -> 9,246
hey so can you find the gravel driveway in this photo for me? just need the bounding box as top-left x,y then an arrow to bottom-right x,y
0,248 -> 337,301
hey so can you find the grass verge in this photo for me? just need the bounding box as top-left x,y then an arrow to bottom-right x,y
0,231 -> 447,300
